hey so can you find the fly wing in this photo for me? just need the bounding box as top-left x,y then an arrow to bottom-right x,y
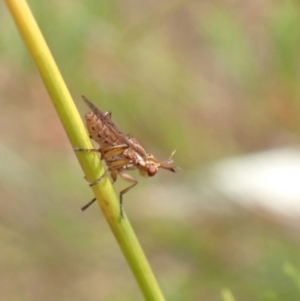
82,95 -> 147,157
83,95 -> 111,124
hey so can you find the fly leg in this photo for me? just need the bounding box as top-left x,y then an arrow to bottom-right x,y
80,166 -> 132,213
76,144 -> 135,219
78,153 -> 131,215
74,146 -> 102,184
89,169 -> 111,186
81,198 -> 96,211
75,145 -> 109,186
90,153 -> 131,187
75,144 -> 127,186
118,171 -> 138,220
75,146 -> 105,211
79,169 -> 110,211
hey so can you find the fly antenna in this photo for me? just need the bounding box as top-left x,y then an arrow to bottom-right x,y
166,149 -> 176,164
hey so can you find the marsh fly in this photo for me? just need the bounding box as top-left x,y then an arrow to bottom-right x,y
75,96 -> 175,219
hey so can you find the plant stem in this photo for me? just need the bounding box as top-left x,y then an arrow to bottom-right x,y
4,0 -> 165,300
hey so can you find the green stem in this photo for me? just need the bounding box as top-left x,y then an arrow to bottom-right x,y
5,0 -> 165,300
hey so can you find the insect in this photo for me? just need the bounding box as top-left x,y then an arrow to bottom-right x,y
75,95 -> 175,219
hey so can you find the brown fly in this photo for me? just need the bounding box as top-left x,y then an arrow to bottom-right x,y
75,95 -> 175,219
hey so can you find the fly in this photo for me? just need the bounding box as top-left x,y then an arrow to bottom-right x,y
75,95 -> 175,219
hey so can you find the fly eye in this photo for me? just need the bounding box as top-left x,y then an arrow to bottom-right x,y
147,165 -> 157,177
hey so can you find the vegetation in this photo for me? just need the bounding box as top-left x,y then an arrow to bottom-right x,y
1,0 -> 300,300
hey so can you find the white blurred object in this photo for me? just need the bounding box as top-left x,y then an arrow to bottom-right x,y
208,147 -> 300,218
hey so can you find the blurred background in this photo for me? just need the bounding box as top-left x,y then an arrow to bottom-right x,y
1,0 -> 300,300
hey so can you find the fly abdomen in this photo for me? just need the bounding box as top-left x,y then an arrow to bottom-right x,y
85,112 -> 120,146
